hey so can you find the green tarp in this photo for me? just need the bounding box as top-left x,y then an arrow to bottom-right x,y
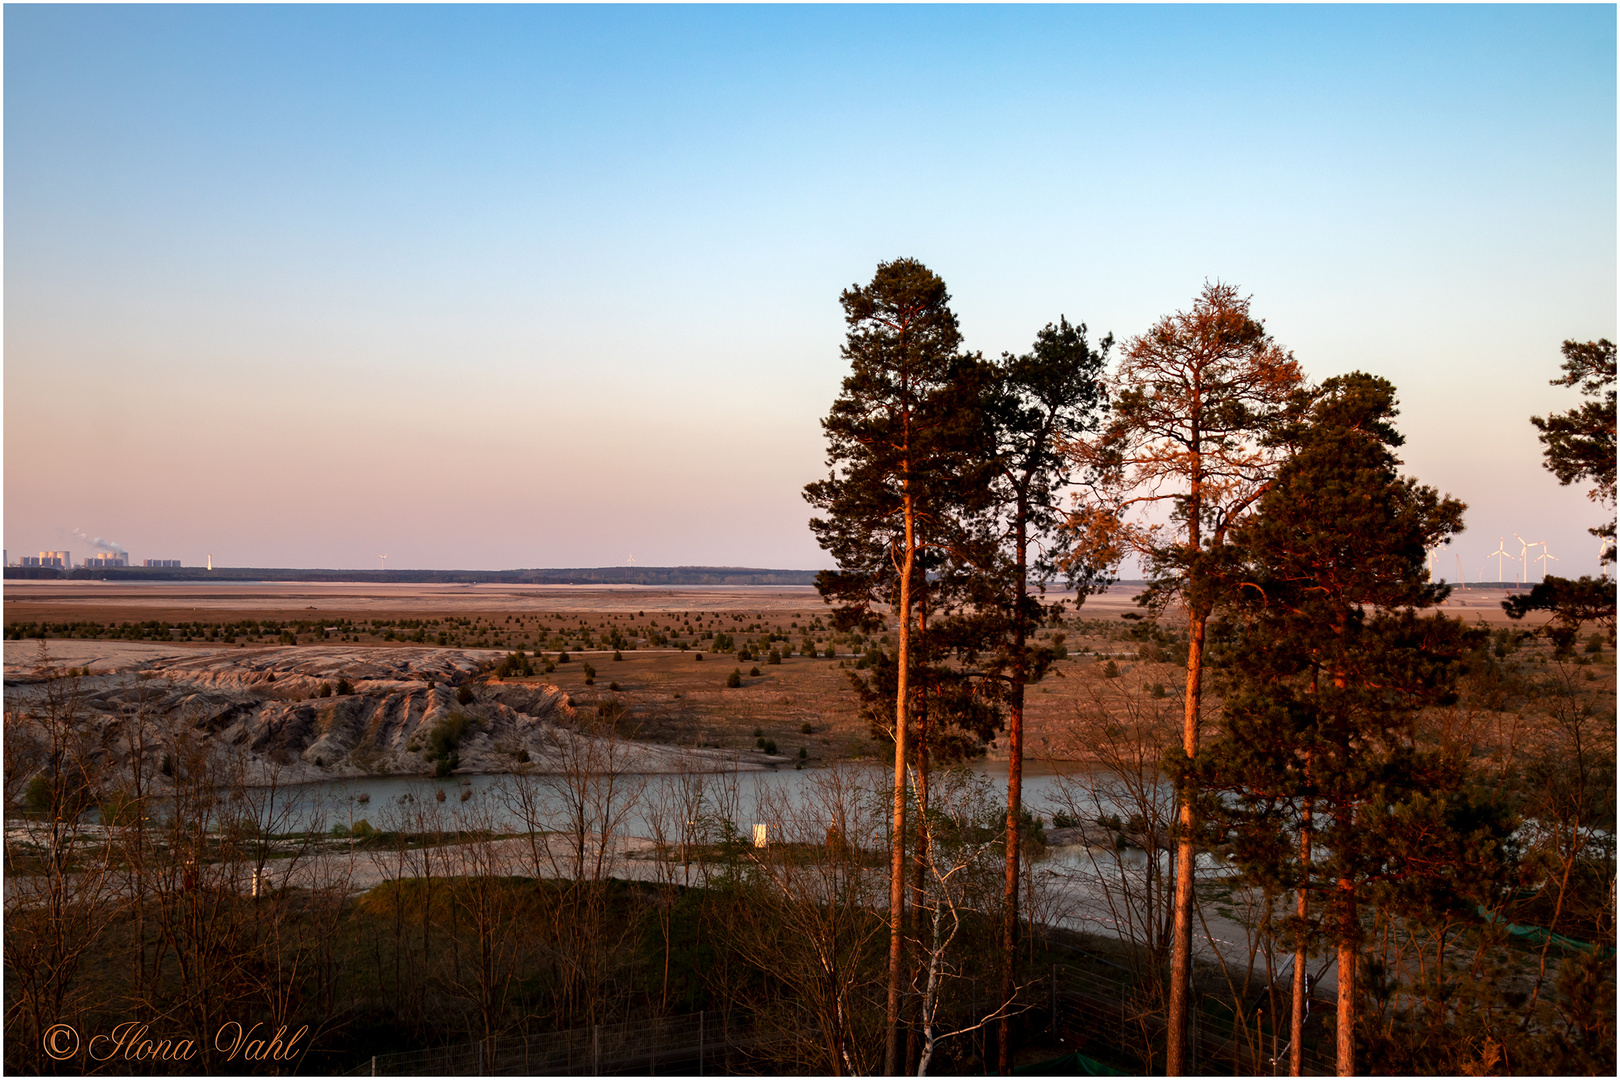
1012,1050 -> 1131,1075
1477,905 -> 1615,958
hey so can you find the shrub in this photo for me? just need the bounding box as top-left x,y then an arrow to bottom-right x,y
823,645 -> 837,658
608,681 -> 620,691
1150,683 -> 1166,698
1587,633 -> 1606,654
798,747 -> 807,759
763,739 -> 777,755
496,651 -> 534,678
557,651 -> 570,664
754,727 -> 763,737
726,669 -> 742,688
25,774 -> 51,812
1102,660 -> 1120,678
768,648 -> 781,664
337,677 -> 354,695
515,748 -> 530,763
613,649 -> 624,661
694,653 -> 704,661
582,662 -> 597,679
801,722 -> 813,734
749,665 -> 761,676
318,682 -> 332,698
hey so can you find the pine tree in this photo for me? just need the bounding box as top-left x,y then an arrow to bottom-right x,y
1074,281 -> 1303,1073
974,316 -> 1112,1073
1194,373 -> 1496,1075
804,258 -> 980,1074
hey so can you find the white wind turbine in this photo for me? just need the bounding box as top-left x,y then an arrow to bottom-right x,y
380,554 -> 388,573
1485,537 -> 1510,583
1513,533 -> 1533,587
1535,543 -> 1558,581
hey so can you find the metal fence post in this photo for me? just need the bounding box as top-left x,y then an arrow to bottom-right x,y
1050,964 -> 1058,1032
699,1010 -> 705,1076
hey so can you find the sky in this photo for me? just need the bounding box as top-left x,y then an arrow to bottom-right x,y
4,4 -> 1615,577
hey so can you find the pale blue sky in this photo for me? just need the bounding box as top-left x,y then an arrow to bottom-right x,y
5,4 -> 1615,575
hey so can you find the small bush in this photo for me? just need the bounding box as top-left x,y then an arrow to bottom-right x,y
749,665 -> 761,676
337,677 -> 354,695
823,645 -> 837,658
694,653 -> 704,661
557,651 -> 570,664
25,774 -> 51,812
318,682 -> 332,698
763,739 -> 777,755
1102,660 -> 1120,678
768,648 -> 781,664
801,722 -> 813,734
798,747 -> 807,759
726,669 -> 742,688
515,748 -> 530,763
608,681 -> 620,691
457,684 -> 475,705
613,649 -> 624,661
1150,683 -> 1166,699
582,662 -> 597,679
1587,633 -> 1605,654
754,727 -> 763,737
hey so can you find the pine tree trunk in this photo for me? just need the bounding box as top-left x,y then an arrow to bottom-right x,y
886,486 -> 916,1077
1291,798 -> 1311,1077
1166,606 -> 1205,1075
1335,870 -> 1355,1075
999,514 -> 1029,1076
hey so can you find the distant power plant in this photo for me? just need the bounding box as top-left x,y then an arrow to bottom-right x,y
3,549 -> 190,569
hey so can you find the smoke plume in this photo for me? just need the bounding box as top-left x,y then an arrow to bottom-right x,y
71,528 -> 128,555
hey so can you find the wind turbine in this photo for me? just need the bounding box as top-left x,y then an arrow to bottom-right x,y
1486,537 -> 1510,583
1455,553 -> 1466,590
1513,533 -> 1533,587
1535,544 -> 1558,581
1426,547 -> 1438,582
380,554 -> 388,573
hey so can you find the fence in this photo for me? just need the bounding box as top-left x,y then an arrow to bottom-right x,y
342,1011 -> 761,1076
1048,958 -> 1337,1076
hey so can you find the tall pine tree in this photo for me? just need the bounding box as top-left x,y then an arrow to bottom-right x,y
804,258 -> 980,1074
1193,373 -> 1494,1075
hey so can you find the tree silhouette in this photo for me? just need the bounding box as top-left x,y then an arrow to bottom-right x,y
1531,338 -> 1616,564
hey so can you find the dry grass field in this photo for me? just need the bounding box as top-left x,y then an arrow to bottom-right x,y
3,577 -> 1599,770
